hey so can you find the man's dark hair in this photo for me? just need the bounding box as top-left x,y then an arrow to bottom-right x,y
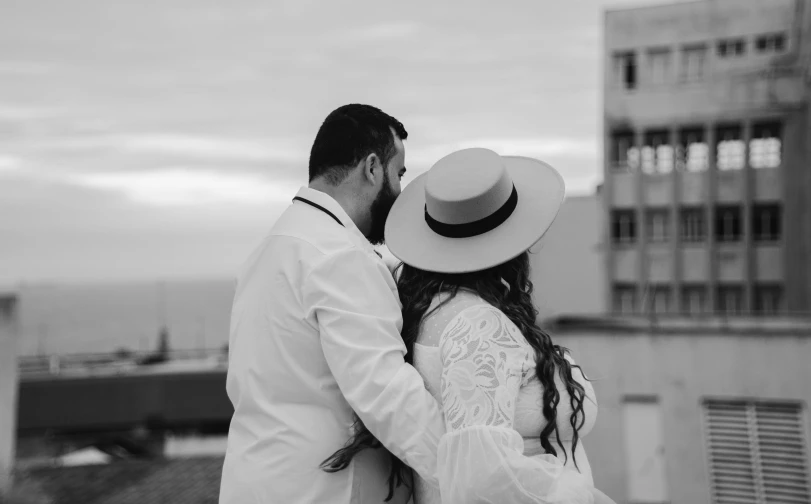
309,104 -> 408,184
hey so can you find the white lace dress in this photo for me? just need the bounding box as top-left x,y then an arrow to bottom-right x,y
411,292 -> 599,504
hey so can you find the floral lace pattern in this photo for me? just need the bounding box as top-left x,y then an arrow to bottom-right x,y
440,305 -> 533,432
414,295 -> 600,504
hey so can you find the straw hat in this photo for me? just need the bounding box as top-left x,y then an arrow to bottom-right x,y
384,148 -> 565,273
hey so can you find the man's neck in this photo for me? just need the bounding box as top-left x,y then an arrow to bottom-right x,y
308,179 -> 370,236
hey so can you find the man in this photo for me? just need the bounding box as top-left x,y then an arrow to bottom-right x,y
219,104 -> 445,503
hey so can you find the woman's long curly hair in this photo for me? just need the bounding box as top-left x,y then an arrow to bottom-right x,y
320,251 -> 589,501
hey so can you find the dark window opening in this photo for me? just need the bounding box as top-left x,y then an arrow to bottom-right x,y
613,284 -> 637,314
611,131 -> 636,172
611,210 -> 637,244
752,203 -> 781,242
614,51 -> 637,90
681,285 -> 707,315
715,205 -> 742,242
753,284 -> 782,315
755,32 -> 787,54
717,38 -> 746,57
716,285 -> 744,315
680,207 -> 706,243
644,285 -> 672,314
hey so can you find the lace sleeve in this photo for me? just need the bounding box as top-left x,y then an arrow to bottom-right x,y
435,305 -> 608,504
440,304 -> 530,431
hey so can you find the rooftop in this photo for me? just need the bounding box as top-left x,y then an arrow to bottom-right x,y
546,314 -> 811,335
8,456 -> 223,504
604,0 -> 706,15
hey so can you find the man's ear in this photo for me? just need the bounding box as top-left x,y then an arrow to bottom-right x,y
362,153 -> 381,185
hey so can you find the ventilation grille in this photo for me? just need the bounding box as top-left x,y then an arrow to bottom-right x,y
704,400 -> 810,504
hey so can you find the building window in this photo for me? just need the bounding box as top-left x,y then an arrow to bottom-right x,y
717,38 -> 746,57
750,122 -> 782,169
752,203 -> 781,242
755,32 -> 787,54
753,284 -> 782,315
612,210 -> 637,244
613,284 -> 637,314
647,48 -> 671,85
646,208 -> 670,243
680,207 -> 706,243
678,128 -> 709,172
642,131 -> 673,174
623,398 -> 669,503
645,285 -> 672,314
681,285 -> 707,315
716,126 -> 745,171
614,51 -> 637,90
611,131 -> 637,172
681,44 -> 707,82
716,284 -> 744,315
703,400 -> 810,504
715,205 -> 742,242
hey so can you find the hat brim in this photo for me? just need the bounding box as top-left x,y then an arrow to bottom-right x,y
384,155 -> 566,273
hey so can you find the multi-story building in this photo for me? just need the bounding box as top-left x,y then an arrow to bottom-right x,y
603,0 -> 811,316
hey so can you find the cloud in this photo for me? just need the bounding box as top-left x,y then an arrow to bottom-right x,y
71,168 -> 301,207
408,136 -> 597,168
0,103 -> 64,120
116,134 -> 306,162
0,61 -> 54,76
343,22 -> 421,42
0,155 -> 22,173
459,137 -> 597,158
27,133 -> 310,164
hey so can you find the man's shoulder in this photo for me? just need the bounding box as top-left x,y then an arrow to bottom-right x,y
271,204 -> 358,258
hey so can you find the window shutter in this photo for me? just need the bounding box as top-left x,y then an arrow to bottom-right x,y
704,400 -> 810,504
756,403 -> 810,503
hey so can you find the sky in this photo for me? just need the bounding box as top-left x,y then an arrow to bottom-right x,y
0,0 -> 684,285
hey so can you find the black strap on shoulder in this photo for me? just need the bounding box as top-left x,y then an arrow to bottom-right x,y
293,196 -> 344,227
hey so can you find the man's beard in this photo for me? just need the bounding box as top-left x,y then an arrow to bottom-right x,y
367,171 -> 398,246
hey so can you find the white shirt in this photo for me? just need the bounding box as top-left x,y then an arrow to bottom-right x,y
219,187 -> 445,504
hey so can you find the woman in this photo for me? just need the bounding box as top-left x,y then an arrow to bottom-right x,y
323,148 -> 615,504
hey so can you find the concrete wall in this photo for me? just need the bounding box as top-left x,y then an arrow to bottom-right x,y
554,326 -> 811,504
606,0 -> 798,48
0,294 -> 19,495
530,194 -> 606,317
605,0 -> 805,124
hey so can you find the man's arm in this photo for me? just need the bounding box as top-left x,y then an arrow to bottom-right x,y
303,247 -> 445,486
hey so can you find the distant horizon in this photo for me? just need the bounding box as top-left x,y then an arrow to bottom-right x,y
10,275 -> 236,289
3,187 -> 600,288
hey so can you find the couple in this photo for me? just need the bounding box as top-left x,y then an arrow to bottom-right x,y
218,104 -> 615,504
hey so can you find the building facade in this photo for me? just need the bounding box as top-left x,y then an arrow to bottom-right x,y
0,293 -> 19,495
603,0 -> 811,317
530,194 -> 606,318
549,316 -> 811,504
